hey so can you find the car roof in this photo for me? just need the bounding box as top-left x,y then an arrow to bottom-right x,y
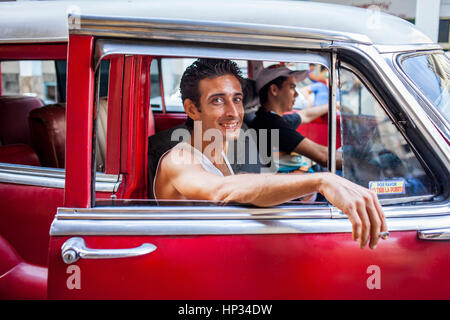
0,0 -> 433,48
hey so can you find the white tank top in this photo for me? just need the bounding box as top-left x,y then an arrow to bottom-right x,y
153,142 -> 234,199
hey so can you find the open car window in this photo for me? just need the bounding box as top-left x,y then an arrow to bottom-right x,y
93,48 -> 439,209
95,52 -> 333,207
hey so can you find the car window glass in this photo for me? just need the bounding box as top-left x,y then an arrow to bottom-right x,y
1,60 -> 58,103
339,67 -> 437,199
99,56 -> 333,207
400,52 -> 449,124
0,60 -> 65,168
150,58 -> 163,112
161,58 -> 196,112
95,60 -> 110,173
152,58 -> 250,113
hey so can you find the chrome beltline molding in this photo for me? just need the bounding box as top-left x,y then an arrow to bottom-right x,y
56,205 -> 333,220
50,202 -> 450,236
0,163 -> 121,192
0,37 -> 68,44
50,211 -> 450,236
55,201 -> 450,220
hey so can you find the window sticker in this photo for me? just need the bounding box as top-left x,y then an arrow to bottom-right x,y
369,180 -> 406,195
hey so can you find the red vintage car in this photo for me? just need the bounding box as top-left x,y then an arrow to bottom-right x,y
0,0 -> 449,300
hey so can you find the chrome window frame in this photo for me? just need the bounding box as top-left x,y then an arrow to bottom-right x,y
392,50 -> 450,141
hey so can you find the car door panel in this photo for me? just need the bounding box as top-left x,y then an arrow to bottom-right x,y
0,183 -> 64,266
47,216 -> 450,299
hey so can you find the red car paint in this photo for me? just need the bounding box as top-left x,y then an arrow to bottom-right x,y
47,232 -> 450,300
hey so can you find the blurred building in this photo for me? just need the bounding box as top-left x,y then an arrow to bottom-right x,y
306,0 -> 450,49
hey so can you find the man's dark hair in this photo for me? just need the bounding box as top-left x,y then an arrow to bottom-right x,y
180,58 -> 244,110
258,76 -> 288,106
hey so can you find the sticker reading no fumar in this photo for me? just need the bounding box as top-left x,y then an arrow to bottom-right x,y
369,179 -> 406,195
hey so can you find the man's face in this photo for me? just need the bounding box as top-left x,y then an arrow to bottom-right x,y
195,74 -> 244,141
276,75 -> 298,112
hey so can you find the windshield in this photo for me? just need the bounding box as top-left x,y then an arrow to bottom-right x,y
400,52 -> 450,126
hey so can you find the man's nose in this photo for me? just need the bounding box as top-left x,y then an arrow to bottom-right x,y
224,99 -> 240,117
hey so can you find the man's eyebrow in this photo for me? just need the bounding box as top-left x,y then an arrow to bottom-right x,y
207,93 -> 226,100
207,92 -> 243,99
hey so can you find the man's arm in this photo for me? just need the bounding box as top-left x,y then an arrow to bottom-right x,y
293,138 -> 343,170
296,103 -> 328,124
161,147 -> 387,249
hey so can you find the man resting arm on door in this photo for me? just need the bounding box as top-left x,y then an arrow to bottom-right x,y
153,59 -> 388,250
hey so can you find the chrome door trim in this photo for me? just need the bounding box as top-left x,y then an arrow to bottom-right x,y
331,202 -> 450,218
56,205 -> 332,220
50,203 -> 450,236
50,212 -> 450,237
56,201 -> 450,219
0,163 -> 122,192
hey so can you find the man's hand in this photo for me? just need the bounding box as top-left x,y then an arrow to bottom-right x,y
317,172 -> 388,249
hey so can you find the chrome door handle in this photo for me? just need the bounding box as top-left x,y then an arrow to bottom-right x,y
418,228 -> 450,241
61,237 -> 157,264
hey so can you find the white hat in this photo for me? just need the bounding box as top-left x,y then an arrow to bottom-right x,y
255,65 -> 308,93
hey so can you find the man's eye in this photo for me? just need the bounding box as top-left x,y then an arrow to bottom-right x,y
234,97 -> 242,103
211,97 -> 224,105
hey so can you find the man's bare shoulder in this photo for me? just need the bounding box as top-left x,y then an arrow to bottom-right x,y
159,142 -> 202,176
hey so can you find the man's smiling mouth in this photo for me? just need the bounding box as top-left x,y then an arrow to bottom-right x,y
219,120 -> 240,130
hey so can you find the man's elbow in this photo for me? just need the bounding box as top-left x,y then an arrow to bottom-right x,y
301,115 -> 313,124
315,150 -> 329,167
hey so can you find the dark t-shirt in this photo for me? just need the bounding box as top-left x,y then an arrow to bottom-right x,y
250,108 -> 305,158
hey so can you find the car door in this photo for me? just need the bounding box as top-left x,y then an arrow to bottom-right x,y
46,39 -> 450,300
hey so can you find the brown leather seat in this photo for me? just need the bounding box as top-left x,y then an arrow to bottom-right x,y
28,98 -> 107,170
28,104 -> 66,168
0,95 -> 43,146
0,144 -> 41,166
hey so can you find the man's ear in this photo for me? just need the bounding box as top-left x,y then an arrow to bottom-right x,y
184,98 -> 201,120
269,83 -> 279,97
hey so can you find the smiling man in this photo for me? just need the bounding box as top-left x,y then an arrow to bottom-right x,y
152,58 -> 388,250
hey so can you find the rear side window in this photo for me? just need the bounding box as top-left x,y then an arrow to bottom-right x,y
1,60 -> 59,104
0,60 -> 65,168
